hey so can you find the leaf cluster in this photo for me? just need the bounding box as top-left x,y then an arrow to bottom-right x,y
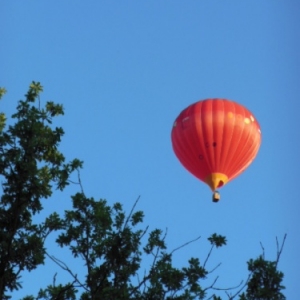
34,193 -> 229,300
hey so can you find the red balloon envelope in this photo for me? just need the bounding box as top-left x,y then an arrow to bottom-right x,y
171,99 -> 261,192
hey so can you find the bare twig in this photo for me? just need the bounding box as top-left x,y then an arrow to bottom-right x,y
142,269 -> 148,294
67,179 -> 81,185
67,169 -> 85,193
53,272 -> 57,286
227,273 -> 252,299
211,279 -> 244,292
204,275 -> 219,291
260,241 -> 265,259
207,262 -> 222,274
205,278 -> 246,300
170,235 -> 201,255
203,245 -> 214,269
46,252 -> 88,292
276,234 -> 287,268
77,168 -> 85,195
123,195 -> 141,230
139,225 -> 149,242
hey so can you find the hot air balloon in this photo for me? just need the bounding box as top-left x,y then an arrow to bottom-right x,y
171,98 -> 261,202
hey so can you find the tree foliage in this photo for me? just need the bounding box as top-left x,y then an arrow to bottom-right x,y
0,83 -> 286,299
0,82 -> 81,299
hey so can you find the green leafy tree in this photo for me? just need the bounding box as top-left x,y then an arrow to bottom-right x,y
238,237 -> 286,300
0,83 -> 286,300
0,83 -> 81,299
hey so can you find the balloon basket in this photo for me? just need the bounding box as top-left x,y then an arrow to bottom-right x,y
212,191 -> 220,203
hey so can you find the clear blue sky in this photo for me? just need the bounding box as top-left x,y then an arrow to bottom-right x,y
1,1 -> 299,298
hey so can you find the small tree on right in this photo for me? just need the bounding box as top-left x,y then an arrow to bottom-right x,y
238,236 -> 286,300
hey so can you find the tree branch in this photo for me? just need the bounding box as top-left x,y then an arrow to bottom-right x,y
77,168 -> 85,196
46,252 -> 88,292
260,241 -> 265,259
203,244 -> 214,269
123,195 -> 140,230
276,233 -> 287,268
170,235 -> 201,255
207,262 -> 222,274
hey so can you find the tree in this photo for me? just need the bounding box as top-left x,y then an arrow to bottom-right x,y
0,83 -> 286,300
238,237 -> 286,300
0,83 -> 81,299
